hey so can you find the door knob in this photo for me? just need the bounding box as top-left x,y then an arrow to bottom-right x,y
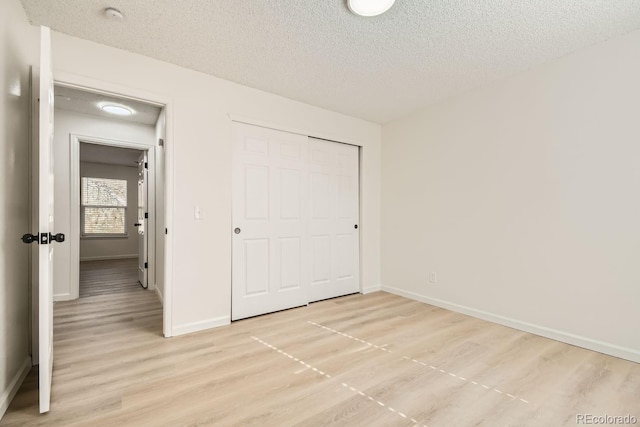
21,233 -> 38,244
234,228 -> 241,234
134,223 -> 141,227
49,233 -> 65,243
21,233 -> 64,244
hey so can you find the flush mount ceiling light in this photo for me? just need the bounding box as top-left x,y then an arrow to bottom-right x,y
347,0 -> 396,17
100,102 -> 134,116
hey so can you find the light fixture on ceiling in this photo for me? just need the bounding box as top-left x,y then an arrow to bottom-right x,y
104,7 -> 124,20
100,102 -> 134,116
347,0 -> 396,17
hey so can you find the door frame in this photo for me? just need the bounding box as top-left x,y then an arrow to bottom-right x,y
70,136 -> 156,296
53,72 -> 174,338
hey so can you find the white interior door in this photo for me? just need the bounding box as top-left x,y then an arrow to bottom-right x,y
232,123 -> 309,320
137,151 -> 148,287
308,138 -> 360,302
37,26 -> 55,414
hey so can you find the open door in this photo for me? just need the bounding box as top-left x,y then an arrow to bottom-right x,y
137,151 -> 148,288
37,25 -> 55,415
23,26 -> 62,414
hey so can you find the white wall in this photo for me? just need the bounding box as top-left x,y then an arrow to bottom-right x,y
53,109 -> 155,299
0,0 -> 37,418
79,161 -> 139,261
381,29 -> 640,362
51,32 -> 382,335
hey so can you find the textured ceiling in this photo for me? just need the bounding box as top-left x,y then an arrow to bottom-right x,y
20,0 -> 640,123
55,85 -> 161,126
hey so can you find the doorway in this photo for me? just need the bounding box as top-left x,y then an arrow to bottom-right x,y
76,142 -> 147,297
73,139 -> 155,297
34,81 -> 170,331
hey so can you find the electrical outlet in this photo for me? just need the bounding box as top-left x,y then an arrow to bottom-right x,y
194,205 -> 204,220
429,272 -> 437,284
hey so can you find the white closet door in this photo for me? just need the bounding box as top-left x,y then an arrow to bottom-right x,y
232,123 -> 308,320
308,138 -> 360,302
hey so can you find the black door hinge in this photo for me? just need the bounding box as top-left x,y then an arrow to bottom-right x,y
144,212 -> 149,219
144,162 -> 148,169
144,262 -> 148,269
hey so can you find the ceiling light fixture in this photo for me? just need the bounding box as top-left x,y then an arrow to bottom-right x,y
347,0 -> 396,17
100,103 -> 134,116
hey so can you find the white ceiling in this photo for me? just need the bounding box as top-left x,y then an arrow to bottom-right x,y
55,85 -> 161,126
21,0 -> 640,123
80,142 -> 142,168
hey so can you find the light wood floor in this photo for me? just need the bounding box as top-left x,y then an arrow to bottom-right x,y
2,281 -> 639,426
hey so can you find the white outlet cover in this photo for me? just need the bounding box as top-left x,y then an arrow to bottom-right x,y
194,206 -> 203,220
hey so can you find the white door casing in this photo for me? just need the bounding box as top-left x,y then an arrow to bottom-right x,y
138,151 -> 148,287
37,26 -> 55,414
232,123 -> 309,320
308,138 -> 360,302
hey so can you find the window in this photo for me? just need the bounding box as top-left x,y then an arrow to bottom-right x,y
81,177 -> 127,236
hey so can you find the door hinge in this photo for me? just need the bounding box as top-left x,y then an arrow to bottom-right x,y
165,228 -> 168,235
144,162 -> 148,169
144,262 -> 148,269
144,212 -> 149,219
158,138 -> 164,147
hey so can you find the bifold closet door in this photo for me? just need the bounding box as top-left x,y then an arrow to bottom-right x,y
232,123 -> 309,321
308,138 -> 360,302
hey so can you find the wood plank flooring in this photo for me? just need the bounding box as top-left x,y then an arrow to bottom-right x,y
2,283 -> 639,426
79,258 -> 141,298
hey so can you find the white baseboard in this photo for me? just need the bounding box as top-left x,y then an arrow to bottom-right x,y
361,284 -> 382,294
155,286 -> 164,306
382,285 -> 640,364
0,357 -> 31,420
172,316 -> 231,336
53,292 -> 74,302
80,254 -> 138,262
